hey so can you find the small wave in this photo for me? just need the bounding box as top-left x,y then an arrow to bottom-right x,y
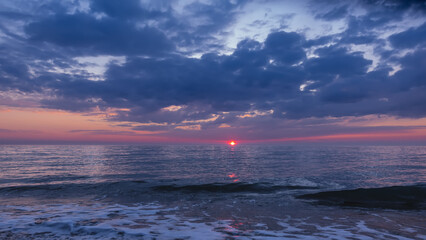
0,184 -> 66,193
297,184 -> 426,210
0,180 -> 320,198
0,181 -> 149,198
152,182 -> 318,194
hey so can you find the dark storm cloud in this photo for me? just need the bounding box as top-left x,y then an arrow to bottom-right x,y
38,29 -> 387,122
306,46 -> 372,78
25,13 -> 174,56
391,49 -> 426,90
28,29 -> 308,122
264,31 -> 306,65
0,57 -> 31,89
0,0 -> 425,138
165,0 -> 250,53
311,0 -> 424,45
90,0 -> 163,20
360,0 -> 426,13
9,0 -> 249,57
99,33 -> 306,112
389,23 -> 426,49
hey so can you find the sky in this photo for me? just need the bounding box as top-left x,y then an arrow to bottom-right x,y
0,0 -> 426,144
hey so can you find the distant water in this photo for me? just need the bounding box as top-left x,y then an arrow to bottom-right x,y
0,145 -> 425,239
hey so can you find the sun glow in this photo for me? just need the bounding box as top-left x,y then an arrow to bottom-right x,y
228,173 -> 239,182
228,140 -> 237,146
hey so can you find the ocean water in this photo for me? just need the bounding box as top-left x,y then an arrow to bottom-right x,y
0,144 -> 425,239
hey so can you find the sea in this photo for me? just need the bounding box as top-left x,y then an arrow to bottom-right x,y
0,144 -> 425,239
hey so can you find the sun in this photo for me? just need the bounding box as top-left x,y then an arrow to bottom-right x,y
228,140 -> 237,146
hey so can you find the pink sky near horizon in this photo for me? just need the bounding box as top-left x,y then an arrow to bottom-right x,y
1,106 -> 426,144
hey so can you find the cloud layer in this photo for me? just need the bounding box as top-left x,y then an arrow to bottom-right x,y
0,0 -> 425,141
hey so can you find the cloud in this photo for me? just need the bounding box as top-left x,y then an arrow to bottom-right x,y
0,0 -> 425,141
0,57 -> 31,90
389,22 -> 426,49
90,0 -> 163,20
315,5 -> 349,21
359,0 -> 426,13
264,31 -> 306,65
25,13 -> 174,56
306,46 -> 372,78
5,27 -> 426,123
69,129 -> 157,135
0,128 -> 14,133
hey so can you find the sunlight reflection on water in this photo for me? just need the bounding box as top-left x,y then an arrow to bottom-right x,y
0,145 -> 425,188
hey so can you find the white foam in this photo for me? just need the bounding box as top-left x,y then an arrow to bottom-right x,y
285,177 -> 319,188
416,234 -> 426,239
401,227 -> 416,233
0,203 -> 224,240
355,221 -> 413,240
0,204 -> 422,240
